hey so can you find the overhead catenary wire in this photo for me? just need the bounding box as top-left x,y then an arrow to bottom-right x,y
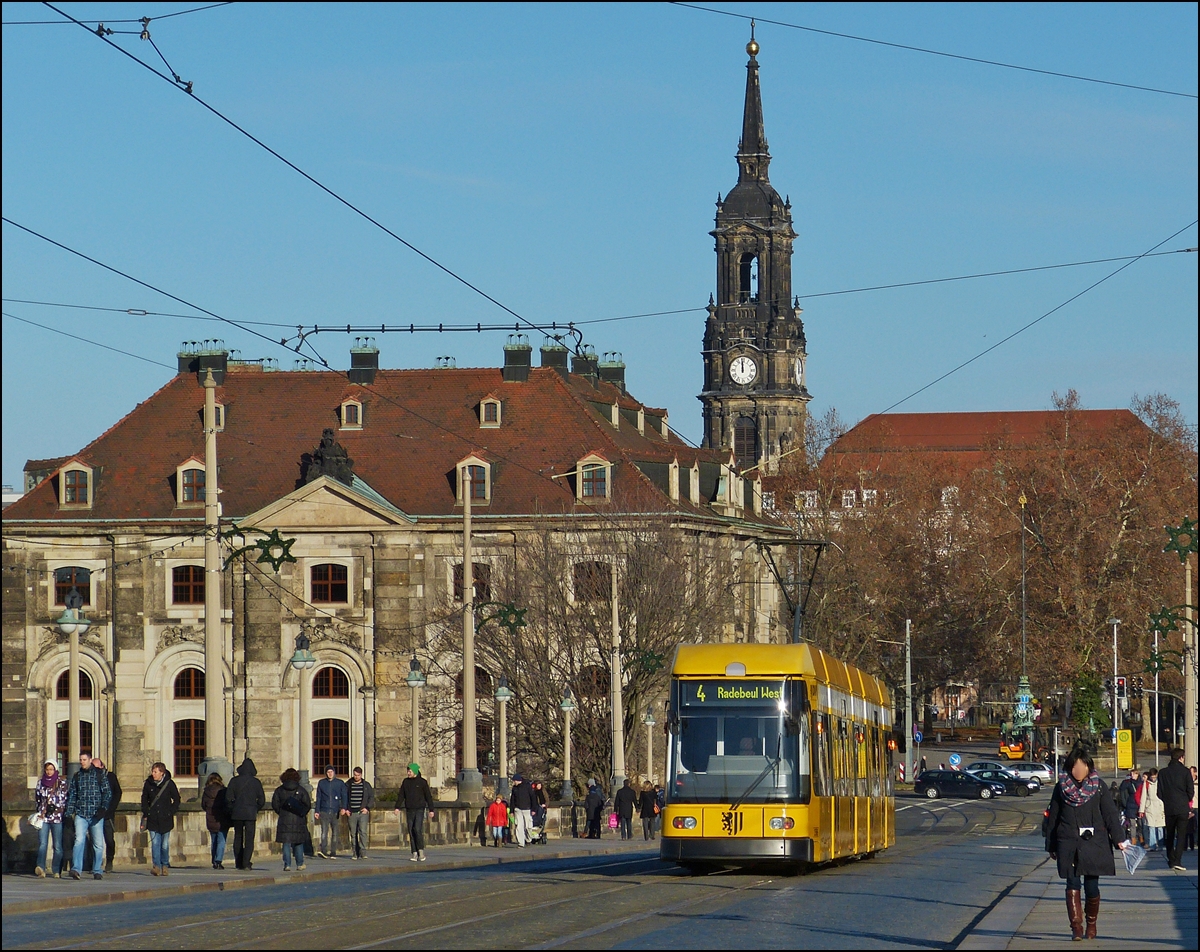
4,3 -> 232,25
41,1 -> 551,345
671,3 -> 1198,100
3,310 -> 176,370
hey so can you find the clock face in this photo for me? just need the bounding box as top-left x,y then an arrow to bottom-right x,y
729,356 -> 757,386
794,357 -> 805,386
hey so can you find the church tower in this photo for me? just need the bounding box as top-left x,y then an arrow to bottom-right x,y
700,30 -> 810,472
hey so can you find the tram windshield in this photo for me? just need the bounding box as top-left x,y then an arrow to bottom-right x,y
669,679 -> 810,804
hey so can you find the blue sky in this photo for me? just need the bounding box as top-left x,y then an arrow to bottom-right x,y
3,2 -> 1196,489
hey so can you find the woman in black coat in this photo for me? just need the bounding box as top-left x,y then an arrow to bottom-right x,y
1046,749 -> 1128,940
140,762 -> 181,876
271,768 -> 312,871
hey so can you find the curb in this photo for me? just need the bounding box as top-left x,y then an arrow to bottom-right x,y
956,857 -> 1053,950
3,845 -> 659,915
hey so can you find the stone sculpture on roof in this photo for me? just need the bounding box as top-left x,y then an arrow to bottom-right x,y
304,428 -> 354,486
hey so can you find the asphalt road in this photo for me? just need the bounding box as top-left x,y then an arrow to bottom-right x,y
2,794 -> 1051,950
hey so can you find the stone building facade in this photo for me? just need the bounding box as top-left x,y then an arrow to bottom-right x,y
3,343 -> 792,805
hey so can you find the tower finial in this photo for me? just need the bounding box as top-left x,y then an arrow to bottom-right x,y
746,19 -> 759,57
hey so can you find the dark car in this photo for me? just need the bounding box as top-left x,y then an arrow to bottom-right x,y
966,768 -> 1039,797
914,769 -> 1005,800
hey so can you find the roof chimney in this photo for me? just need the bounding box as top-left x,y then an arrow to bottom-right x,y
177,340 -> 229,384
348,337 -> 380,384
598,351 -> 626,393
540,339 -> 569,378
502,333 -> 532,382
571,344 -> 599,384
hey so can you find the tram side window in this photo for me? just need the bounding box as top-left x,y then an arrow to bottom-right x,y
856,724 -> 868,798
812,713 -> 832,797
836,719 -> 849,797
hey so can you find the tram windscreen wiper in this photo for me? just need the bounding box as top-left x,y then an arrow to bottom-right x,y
728,734 -> 781,812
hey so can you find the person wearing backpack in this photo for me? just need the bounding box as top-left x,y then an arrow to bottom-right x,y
272,768 -> 312,871
140,762 -> 181,876
201,772 -> 232,870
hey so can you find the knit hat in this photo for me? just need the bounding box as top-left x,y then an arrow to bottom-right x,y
513,773 -> 523,782
408,762 -> 421,775
324,765 -> 336,773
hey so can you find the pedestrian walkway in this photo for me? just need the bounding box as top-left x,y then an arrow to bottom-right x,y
961,850 -> 1197,950
2,835 -> 656,916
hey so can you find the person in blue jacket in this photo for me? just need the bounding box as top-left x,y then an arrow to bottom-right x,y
314,765 -> 349,858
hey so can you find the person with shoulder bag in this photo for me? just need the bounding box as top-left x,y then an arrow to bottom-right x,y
140,762 -> 181,876
1045,748 -> 1129,940
33,761 -> 68,878
638,781 -> 658,841
272,768 -> 312,871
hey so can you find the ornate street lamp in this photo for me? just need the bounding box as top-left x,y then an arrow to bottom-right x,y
495,676 -> 514,796
642,710 -> 658,784
560,686 -> 577,801
406,656 -> 426,767
289,632 -> 316,779
56,589 -> 90,777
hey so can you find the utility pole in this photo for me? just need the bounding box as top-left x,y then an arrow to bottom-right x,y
1110,617 -> 1121,782
1185,556 -> 1196,771
198,369 -> 232,781
906,618 -> 914,782
459,468 -> 482,805
610,560 -> 626,791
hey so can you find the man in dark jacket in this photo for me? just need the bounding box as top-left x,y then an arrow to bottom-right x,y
510,774 -> 534,847
584,782 -> 605,839
1118,768 -> 1142,844
314,765 -> 349,858
346,767 -> 375,860
225,757 -> 266,870
613,779 -> 637,840
65,752 -> 111,880
393,763 -> 435,861
1158,748 -> 1195,871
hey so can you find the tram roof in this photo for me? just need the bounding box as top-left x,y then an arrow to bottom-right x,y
671,643 -> 890,707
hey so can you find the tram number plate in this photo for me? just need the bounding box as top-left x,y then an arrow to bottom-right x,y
721,811 -> 744,835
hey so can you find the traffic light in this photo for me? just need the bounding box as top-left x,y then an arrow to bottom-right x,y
1115,676 -> 1127,699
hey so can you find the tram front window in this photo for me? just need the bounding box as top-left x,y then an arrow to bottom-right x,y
671,689 -> 808,803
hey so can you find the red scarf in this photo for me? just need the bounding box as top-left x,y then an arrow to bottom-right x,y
1060,771 -> 1102,807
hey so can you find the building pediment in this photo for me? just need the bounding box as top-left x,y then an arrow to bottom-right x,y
236,475 -> 415,530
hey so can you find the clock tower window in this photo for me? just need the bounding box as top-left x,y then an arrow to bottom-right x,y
739,253 -> 759,303
734,417 -> 757,470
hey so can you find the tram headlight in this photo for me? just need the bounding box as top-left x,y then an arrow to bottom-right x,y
768,817 -> 795,831
672,816 -> 698,830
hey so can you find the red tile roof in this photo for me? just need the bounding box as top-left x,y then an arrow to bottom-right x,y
6,366 -> 745,524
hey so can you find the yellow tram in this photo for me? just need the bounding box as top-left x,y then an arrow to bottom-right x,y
660,642 -> 895,869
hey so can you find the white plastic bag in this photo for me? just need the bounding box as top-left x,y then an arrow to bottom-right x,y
28,813 -> 45,830
1122,842 -> 1146,874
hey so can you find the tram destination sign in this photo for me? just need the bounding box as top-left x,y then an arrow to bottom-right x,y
680,680 -> 786,707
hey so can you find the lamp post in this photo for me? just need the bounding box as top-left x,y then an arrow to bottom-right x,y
643,710 -> 657,784
289,633 -> 316,780
406,656 -> 426,767
1109,617 -> 1121,781
560,686 -> 577,801
609,561 -> 626,792
495,676 -> 514,797
56,589 -> 90,777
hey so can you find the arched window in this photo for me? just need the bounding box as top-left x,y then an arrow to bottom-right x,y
572,561 -> 611,603
54,567 -> 91,606
312,718 -> 349,776
734,417 -> 757,470
172,565 -> 205,604
56,670 -> 94,700
56,720 -> 93,770
455,666 -> 494,700
453,562 -> 492,602
174,719 -> 206,776
739,253 -> 759,303
576,664 -> 608,700
311,564 -> 349,603
174,667 -> 206,699
312,666 -> 350,699
181,468 -> 205,502
455,718 -> 494,778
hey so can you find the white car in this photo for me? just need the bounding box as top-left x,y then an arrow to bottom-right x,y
1009,762 -> 1054,783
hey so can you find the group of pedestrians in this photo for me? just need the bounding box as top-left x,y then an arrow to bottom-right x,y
33,753 -> 119,880
483,775 -> 549,848
1046,746 -> 1195,941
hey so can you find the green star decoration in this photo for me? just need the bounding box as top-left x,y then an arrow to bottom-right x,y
1148,607 -> 1181,637
1164,517 -> 1198,563
253,528 -> 297,571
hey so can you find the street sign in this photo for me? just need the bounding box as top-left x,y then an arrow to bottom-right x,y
949,753 -> 962,768
913,730 -> 923,744
1116,730 -> 1134,770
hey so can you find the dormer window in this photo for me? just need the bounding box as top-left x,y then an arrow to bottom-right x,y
479,397 -> 501,428
668,460 -> 680,501
214,404 -> 224,430
456,456 -> 491,505
689,464 -> 700,505
577,454 -> 611,501
175,458 -> 205,506
59,463 -> 92,508
340,400 -> 363,430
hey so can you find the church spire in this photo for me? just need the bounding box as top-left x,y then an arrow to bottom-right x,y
737,21 -> 769,182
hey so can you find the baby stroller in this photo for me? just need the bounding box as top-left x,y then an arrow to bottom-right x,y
528,805 -> 548,845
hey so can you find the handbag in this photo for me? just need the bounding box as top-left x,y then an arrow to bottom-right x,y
283,793 -> 308,817
608,812 -> 619,830
29,813 -> 45,830
142,778 -> 170,831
